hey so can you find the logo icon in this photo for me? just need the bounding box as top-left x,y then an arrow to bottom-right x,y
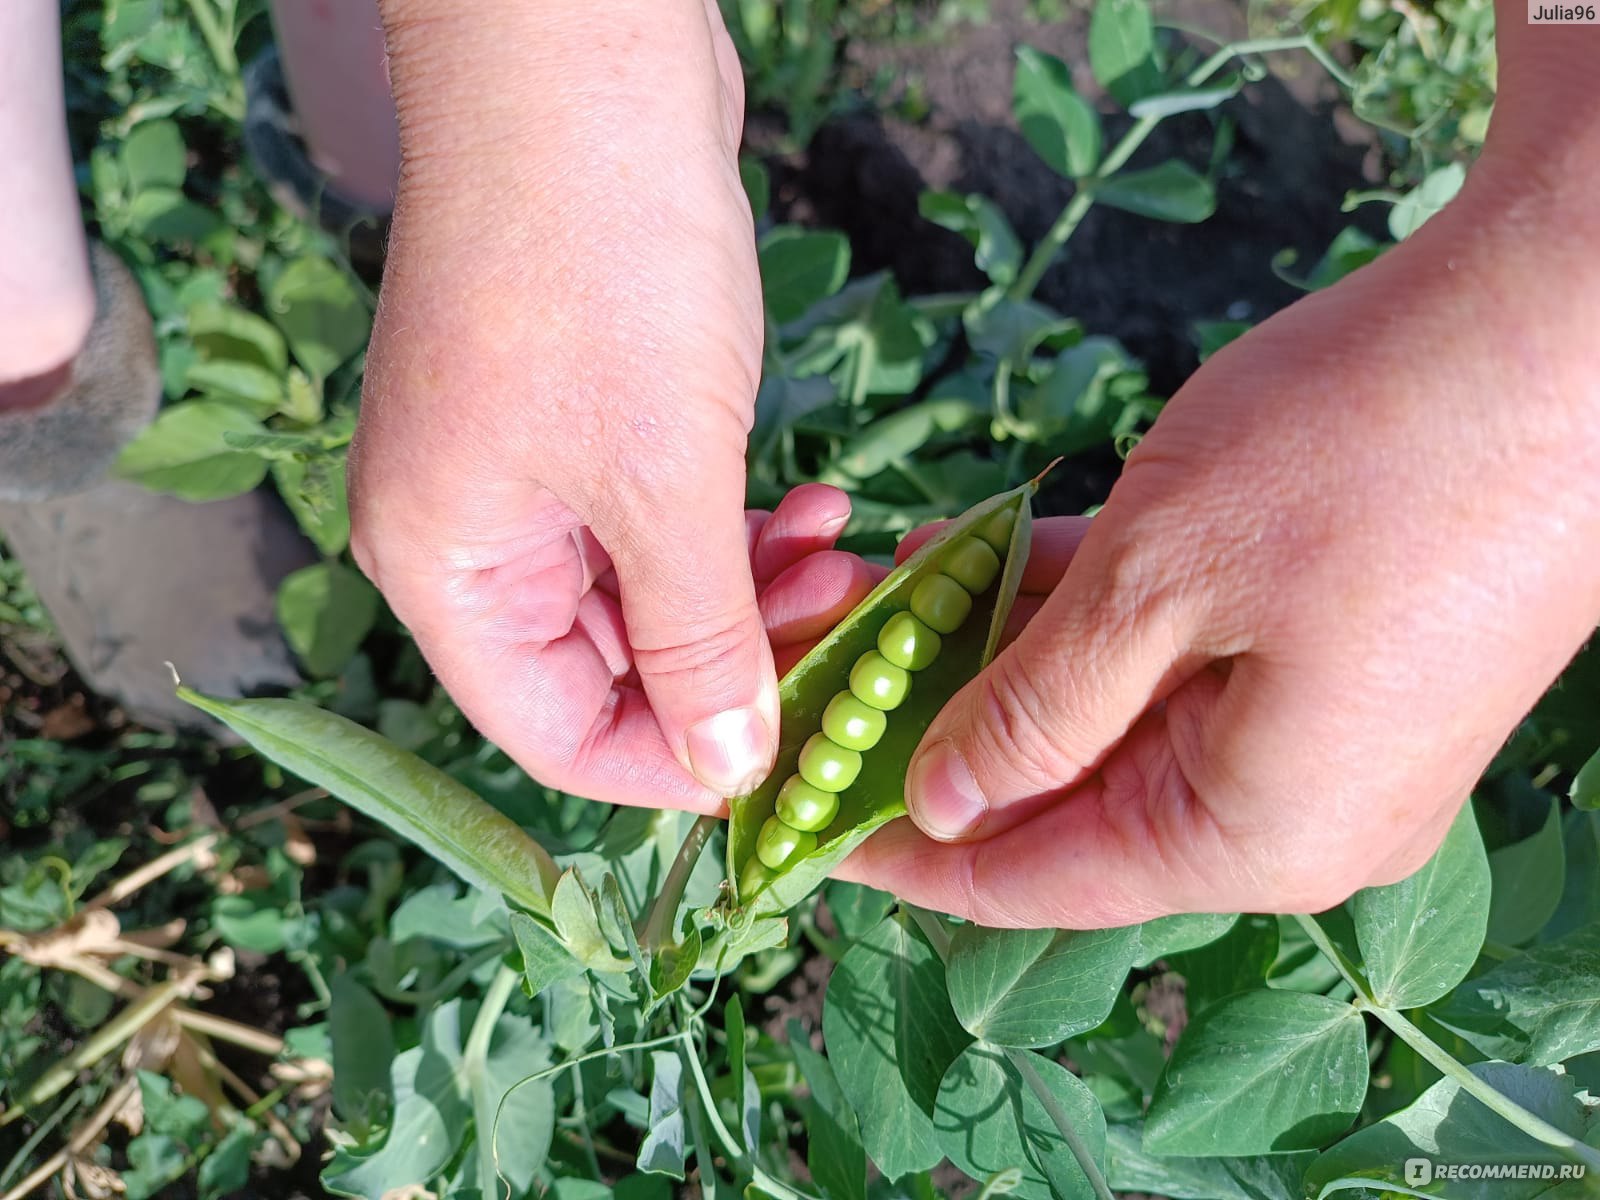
1405,1158 -> 1433,1186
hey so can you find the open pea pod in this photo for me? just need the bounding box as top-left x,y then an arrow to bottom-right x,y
724,476 -> 1039,924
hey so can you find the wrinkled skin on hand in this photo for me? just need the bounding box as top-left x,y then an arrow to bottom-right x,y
843,167 -> 1600,928
352,0 -> 790,811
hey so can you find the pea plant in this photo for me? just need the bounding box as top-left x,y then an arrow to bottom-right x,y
18,1 -> 1600,1198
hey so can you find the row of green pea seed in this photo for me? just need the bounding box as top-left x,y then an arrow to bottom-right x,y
740,507 -> 1016,897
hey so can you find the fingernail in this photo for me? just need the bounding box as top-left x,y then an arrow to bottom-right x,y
821,512 -> 850,537
908,741 -> 987,840
687,707 -> 775,796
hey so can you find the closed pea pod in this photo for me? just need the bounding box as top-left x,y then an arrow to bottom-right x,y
724,475 -> 1040,920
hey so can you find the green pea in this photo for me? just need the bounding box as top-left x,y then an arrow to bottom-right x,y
878,611 -> 941,671
976,508 -> 1016,554
757,815 -> 816,870
776,774 -> 840,832
849,651 -> 910,711
822,692 -> 887,752
910,573 -> 973,635
798,732 -> 862,792
740,856 -> 775,898
944,537 -> 1000,594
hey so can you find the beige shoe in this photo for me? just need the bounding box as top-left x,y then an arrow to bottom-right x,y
0,244 -> 311,729
0,244 -> 160,501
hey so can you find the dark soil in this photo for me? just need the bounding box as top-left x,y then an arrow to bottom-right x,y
758,0 -> 1386,396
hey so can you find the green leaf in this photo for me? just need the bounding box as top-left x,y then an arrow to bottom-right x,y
648,923 -> 701,1001
1488,797 -> 1566,946
829,396 -> 979,480
1169,914 -> 1279,1017
123,1134 -> 187,1200
552,870 -> 628,973
329,974 -> 395,1132
1195,319 -> 1252,362
113,400 -> 269,500
186,358 -> 286,413
273,456 -> 351,556
1088,0 -> 1163,107
792,1022 -> 867,1200
822,914 -> 972,1180
964,296 -> 1081,363
760,227 -> 851,323
1432,921 -> 1600,1065
1016,336 -> 1145,451
128,187 -> 222,243
1096,160 -> 1216,223
935,1045 -> 1107,1200
210,893 -> 292,953
1351,804 -> 1491,1009
1136,913 -> 1239,965
947,924 -> 1139,1048
197,1125 -> 255,1199
1106,1125 -> 1314,1200
919,191 -> 1023,286
137,1071 -> 210,1144
740,156 -> 771,223
1305,1061 -> 1598,1199
1145,989 -> 1368,1155
275,561 -> 380,678
751,373 -> 835,461
122,119 -> 187,193
510,911 -> 584,997
637,1050 -> 687,1179
1547,811 -> 1600,940
1573,747 -> 1600,811
188,301 -> 289,374
1013,47 -> 1102,178
323,1002 -> 473,1197
1388,163 -> 1467,241
265,257 -> 371,378
177,689 -> 560,917
826,880 -> 895,941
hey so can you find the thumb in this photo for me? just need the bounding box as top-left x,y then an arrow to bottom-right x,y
905,532 -> 1188,841
592,471 -> 779,799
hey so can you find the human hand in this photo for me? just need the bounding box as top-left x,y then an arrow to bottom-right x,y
844,170 -> 1600,927
351,0 -> 792,809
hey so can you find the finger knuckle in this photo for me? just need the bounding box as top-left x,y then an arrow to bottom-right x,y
970,654 -> 1077,790
632,606 -> 761,687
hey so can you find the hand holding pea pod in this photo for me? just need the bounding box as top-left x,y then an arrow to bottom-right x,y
841,190 -> 1600,929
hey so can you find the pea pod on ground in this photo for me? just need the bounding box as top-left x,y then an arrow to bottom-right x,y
722,476 -> 1040,927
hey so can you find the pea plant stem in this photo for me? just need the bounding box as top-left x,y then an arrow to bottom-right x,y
1009,35 -> 1352,304
1291,915 -> 1600,1171
1366,1004 -> 1600,1172
466,965 -> 520,1200
680,1035 -> 819,1200
1006,1049 -> 1119,1200
903,906 -> 1117,1200
642,814 -> 719,954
